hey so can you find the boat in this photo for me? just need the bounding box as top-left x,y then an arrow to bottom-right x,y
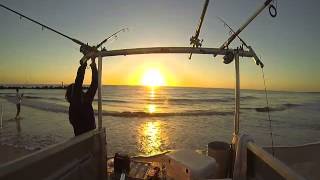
0,0 -> 319,179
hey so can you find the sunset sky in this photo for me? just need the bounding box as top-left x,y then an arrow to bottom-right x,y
0,0 -> 319,91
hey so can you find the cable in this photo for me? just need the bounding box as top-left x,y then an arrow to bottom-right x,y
261,68 -> 275,157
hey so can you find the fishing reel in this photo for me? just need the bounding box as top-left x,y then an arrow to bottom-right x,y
79,44 -> 100,65
188,36 -> 204,60
223,51 -> 234,64
190,36 -> 203,48
80,44 -> 98,56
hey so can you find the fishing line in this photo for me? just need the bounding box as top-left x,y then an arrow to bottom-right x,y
261,67 -> 275,157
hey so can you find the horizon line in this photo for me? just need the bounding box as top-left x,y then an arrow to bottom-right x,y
1,83 -> 319,93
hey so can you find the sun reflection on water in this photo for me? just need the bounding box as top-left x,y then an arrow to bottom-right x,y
150,87 -> 155,99
148,104 -> 156,113
138,121 -> 168,155
145,87 -> 158,114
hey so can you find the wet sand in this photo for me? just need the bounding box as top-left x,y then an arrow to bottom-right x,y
0,144 -> 35,165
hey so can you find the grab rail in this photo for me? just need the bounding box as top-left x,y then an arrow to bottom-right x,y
247,142 -> 305,180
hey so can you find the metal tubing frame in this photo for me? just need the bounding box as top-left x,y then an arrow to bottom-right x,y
234,53 -> 240,136
98,56 -> 103,130
95,47 -> 254,58
95,46 -> 253,138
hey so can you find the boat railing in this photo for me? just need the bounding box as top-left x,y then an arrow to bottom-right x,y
247,142 -> 305,180
0,129 -> 107,180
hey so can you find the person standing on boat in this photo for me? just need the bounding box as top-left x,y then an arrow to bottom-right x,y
15,88 -> 23,119
65,58 -> 98,136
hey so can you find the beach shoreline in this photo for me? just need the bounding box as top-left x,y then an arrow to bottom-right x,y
0,144 -> 36,165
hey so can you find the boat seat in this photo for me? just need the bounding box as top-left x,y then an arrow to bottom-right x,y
165,149 -> 218,179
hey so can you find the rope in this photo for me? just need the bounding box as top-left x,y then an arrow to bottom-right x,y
261,68 -> 275,157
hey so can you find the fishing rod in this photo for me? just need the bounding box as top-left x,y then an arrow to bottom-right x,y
96,28 -> 128,49
79,27 -> 128,64
79,27 -> 128,63
215,0 -> 276,56
217,16 -> 249,49
0,3 -> 128,63
189,0 -> 210,60
0,4 -> 86,46
217,16 -> 264,68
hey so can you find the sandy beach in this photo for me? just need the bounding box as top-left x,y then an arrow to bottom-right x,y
0,144 -> 35,165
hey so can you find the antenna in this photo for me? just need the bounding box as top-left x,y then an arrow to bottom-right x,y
189,0 -> 210,60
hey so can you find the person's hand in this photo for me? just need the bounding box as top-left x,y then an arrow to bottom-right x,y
90,58 -> 96,68
79,59 -> 87,67
91,57 -> 96,64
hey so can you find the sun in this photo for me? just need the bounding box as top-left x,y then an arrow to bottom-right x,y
141,69 -> 165,87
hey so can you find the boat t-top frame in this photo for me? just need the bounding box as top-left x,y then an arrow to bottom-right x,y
92,45 -> 260,140
0,0 -> 275,144
87,0 -> 274,142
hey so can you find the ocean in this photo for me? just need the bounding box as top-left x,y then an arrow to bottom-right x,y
0,86 -> 320,156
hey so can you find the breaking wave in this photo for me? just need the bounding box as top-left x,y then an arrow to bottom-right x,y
3,96 -> 233,117
140,95 -> 257,104
252,103 -> 302,112
1,94 -> 257,104
101,110 -> 233,117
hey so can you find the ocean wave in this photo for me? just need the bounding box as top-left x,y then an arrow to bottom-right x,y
3,96 -> 233,118
25,95 -> 62,101
102,110 -> 233,117
100,99 -> 128,103
4,94 -> 63,101
4,96 -> 68,114
141,96 -> 257,104
3,93 -> 257,105
143,98 -> 229,104
251,103 -> 302,112
283,103 -> 302,108
242,96 -> 259,100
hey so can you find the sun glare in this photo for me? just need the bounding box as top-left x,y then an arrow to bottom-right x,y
141,69 -> 165,87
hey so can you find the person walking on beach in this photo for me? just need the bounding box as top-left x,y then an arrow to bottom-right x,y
15,88 -> 23,119
15,88 -> 23,132
65,58 -> 98,136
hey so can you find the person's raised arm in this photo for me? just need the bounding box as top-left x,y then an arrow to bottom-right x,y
85,58 -> 98,102
73,61 -> 87,98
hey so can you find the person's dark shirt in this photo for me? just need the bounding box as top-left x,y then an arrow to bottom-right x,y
69,63 -> 98,136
